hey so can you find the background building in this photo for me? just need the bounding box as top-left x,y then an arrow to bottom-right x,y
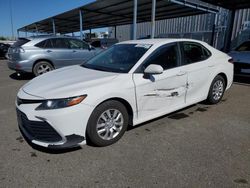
109,7 -> 250,50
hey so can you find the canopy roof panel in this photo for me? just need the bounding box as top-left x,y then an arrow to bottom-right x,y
18,0 -> 218,34
200,0 -> 250,10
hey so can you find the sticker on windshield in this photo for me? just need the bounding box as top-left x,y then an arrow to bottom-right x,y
135,44 -> 151,49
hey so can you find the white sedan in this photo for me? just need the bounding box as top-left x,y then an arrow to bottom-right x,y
16,39 -> 233,149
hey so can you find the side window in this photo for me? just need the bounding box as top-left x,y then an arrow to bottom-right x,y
142,44 -> 179,71
182,42 -> 211,65
35,39 -> 52,48
68,39 -> 89,49
235,41 -> 250,51
51,38 -> 69,49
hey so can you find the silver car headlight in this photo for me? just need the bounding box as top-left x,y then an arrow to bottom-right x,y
35,95 -> 87,110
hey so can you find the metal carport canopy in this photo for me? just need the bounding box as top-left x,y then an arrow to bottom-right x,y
200,0 -> 250,52
200,0 -> 250,10
18,0 -> 218,34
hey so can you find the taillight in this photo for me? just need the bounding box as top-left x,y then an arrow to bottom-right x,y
228,58 -> 234,64
13,47 -> 25,53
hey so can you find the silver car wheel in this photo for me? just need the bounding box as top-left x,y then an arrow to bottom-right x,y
212,80 -> 224,101
37,63 -> 52,75
96,109 -> 124,140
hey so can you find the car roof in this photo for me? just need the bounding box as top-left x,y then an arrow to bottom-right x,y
26,35 -> 79,40
119,38 -> 207,46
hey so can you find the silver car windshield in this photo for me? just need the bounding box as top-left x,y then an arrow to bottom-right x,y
81,44 -> 152,73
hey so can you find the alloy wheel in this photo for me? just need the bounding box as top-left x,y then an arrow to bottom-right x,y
212,80 -> 224,101
37,64 -> 52,75
96,109 -> 124,140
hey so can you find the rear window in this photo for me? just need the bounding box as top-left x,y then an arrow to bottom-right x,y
181,42 -> 211,65
35,39 -> 53,48
12,38 -> 30,47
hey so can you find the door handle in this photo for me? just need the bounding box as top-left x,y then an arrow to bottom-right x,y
46,50 -> 52,53
72,50 -> 77,53
208,65 -> 215,67
176,71 -> 186,76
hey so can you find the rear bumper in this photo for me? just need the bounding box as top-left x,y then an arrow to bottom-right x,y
7,59 -> 33,73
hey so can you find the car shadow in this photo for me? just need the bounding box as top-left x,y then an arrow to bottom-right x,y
9,72 -> 34,80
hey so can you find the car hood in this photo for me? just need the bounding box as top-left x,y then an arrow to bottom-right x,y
22,65 -> 119,99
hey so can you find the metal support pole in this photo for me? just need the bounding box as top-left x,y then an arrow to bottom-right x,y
133,0 -> 137,40
151,0 -> 156,39
9,0 -> 14,40
89,29 -> 92,39
223,10 -> 235,52
52,19 -> 56,35
210,13 -> 218,47
17,30 -> 20,38
114,26 -> 117,39
79,10 -> 83,40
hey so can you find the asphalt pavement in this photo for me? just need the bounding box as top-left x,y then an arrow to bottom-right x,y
0,60 -> 250,188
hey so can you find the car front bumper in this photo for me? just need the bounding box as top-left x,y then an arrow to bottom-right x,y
16,91 -> 94,149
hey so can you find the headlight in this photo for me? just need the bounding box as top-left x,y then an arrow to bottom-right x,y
35,95 -> 87,110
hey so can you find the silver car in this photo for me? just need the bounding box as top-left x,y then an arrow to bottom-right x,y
7,36 -> 99,76
229,40 -> 250,76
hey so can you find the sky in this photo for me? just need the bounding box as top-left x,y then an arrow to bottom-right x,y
0,0 -> 106,38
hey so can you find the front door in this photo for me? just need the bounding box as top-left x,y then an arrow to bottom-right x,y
49,38 -> 74,68
133,43 -> 188,120
68,39 -> 96,64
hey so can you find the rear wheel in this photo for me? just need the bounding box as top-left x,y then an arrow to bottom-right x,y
86,100 -> 128,146
207,75 -> 225,104
33,61 -> 54,76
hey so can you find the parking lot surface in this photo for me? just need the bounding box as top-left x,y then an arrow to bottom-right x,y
0,60 -> 250,187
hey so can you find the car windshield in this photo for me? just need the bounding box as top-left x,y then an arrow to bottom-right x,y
81,43 -> 151,73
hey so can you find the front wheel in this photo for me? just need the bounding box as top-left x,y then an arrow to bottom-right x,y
86,100 -> 128,146
206,75 -> 226,104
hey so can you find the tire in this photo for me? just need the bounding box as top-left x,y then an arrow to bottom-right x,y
206,75 -> 226,104
86,100 -> 129,147
33,61 -> 54,76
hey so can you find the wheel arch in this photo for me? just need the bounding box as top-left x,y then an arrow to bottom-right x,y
205,72 -> 228,100
32,59 -> 55,70
96,97 -> 134,126
217,72 -> 228,88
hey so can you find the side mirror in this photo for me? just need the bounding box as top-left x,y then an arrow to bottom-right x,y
144,64 -> 163,75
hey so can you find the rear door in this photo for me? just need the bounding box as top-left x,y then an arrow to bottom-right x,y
48,38 -> 73,68
133,43 -> 188,120
68,38 -> 96,64
179,41 -> 213,104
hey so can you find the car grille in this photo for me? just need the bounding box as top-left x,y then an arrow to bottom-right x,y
16,108 -> 62,142
17,97 -> 45,106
